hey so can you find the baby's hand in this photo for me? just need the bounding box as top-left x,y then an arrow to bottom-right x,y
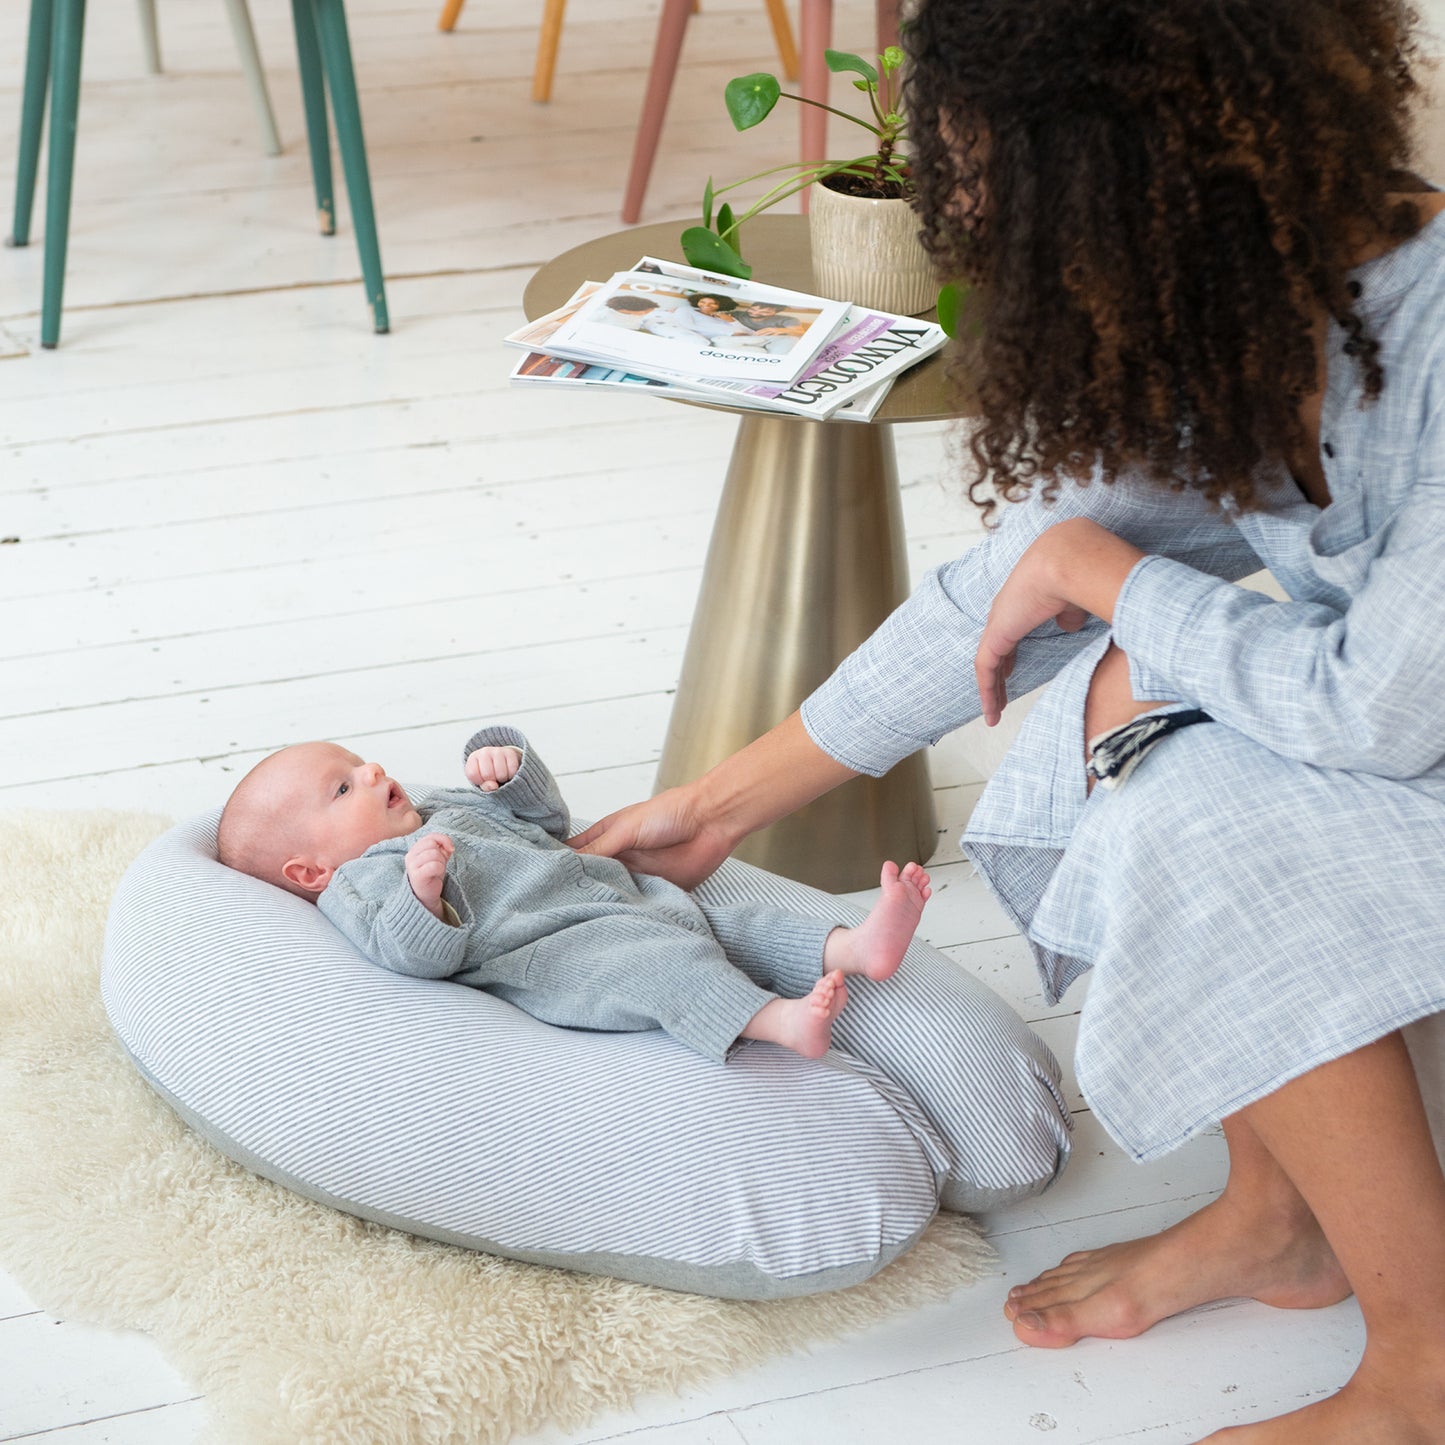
465,745 -> 522,792
405,832 -> 454,919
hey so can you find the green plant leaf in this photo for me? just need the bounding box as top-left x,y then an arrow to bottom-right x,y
880,45 -> 904,74
679,226 -> 752,278
825,49 -> 878,86
935,281 -> 968,338
701,177 -> 714,231
716,202 -> 736,242
724,73 -> 781,131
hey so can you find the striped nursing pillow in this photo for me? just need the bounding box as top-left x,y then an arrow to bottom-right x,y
102,812 -> 1070,1298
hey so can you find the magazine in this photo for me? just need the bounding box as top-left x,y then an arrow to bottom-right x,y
541,270 -> 850,383
506,256 -> 946,420
509,347 -> 891,421
503,281 -> 603,353
662,306 -> 946,418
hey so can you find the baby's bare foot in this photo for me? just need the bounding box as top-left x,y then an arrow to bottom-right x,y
742,971 -> 848,1059
1005,1194 -> 1350,1349
824,861 -> 932,982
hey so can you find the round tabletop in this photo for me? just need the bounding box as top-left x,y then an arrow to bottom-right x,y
523,216 -> 976,425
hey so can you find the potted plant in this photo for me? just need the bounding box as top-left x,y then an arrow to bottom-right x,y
681,47 -> 938,317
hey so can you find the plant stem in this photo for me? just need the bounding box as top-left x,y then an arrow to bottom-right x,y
776,92 -> 883,135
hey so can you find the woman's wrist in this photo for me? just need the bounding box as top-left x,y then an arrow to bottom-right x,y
1045,519 -> 1147,625
688,711 -> 858,849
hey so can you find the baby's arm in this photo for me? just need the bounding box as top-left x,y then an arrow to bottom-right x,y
461,724 -> 571,840
318,851 -> 468,979
404,832 -> 454,920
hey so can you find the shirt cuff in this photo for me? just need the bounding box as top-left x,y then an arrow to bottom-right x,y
378,886 -> 467,973
799,689 -> 916,777
1111,554 -> 1223,704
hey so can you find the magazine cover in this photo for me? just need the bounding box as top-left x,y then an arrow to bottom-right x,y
510,346 -> 892,421
543,270 -> 849,383
648,306 -> 946,418
503,281 -> 602,352
509,351 -> 669,392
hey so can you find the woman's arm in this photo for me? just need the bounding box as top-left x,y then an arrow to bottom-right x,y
1108,491 -> 1445,777
569,711 -> 857,887
574,474 -> 1260,883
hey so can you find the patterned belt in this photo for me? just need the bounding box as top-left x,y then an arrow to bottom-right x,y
1086,708 -> 1215,791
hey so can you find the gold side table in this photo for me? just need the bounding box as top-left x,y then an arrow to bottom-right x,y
524,216 -> 975,892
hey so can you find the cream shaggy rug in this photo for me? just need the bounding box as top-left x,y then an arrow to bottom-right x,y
0,810 -> 995,1445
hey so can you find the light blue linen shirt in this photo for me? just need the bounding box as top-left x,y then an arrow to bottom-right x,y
801,204 -> 1445,1160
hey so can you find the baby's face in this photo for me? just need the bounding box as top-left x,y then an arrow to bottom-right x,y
273,742 -> 423,868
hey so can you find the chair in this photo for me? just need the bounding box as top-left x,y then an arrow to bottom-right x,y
436,0 -> 797,118
8,0 -> 389,347
135,0 -> 283,156
622,0 -> 898,223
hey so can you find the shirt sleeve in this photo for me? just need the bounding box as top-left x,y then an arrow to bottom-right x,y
1112,483 -> 1445,778
461,724 -> 572,839
318,855 -> 470,979
801,470 -> 1264,776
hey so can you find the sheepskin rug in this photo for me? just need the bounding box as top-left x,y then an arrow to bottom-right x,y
0,810 -> 995,1445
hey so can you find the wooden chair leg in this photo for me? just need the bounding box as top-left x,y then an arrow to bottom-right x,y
798,0 -> 832,210
436,0 -> 464,31
136,0 -> 161,72
763,0 -> 797,82
222,0 -> 283,156
10,0 -> 54,249
875,0 -> 898,53
41,0 -> 86,348
309,0 -> 389,333
292,0 -> 334,233
621,0 -> 691,224
530,0 -> 566,103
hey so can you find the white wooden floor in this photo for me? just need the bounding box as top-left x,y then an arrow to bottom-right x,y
5,1 -> 1443,1441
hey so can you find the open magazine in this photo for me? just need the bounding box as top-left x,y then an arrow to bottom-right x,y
505,257 -> 946,419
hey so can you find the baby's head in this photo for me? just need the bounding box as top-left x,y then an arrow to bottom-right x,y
218,742 -> 422,900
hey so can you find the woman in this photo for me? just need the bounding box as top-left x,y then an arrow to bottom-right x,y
572,1 -> 1445,1439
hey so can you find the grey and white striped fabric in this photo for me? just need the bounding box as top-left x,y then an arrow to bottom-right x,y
805,205 -> 1445,1164
101,813 -> 1070,1299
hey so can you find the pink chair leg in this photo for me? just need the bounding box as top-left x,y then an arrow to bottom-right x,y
621,0 -> 692,223
798,0 -> 833,210
876,0 -> 898,52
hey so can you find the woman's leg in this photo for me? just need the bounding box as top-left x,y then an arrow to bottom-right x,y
1005,1110 -> 1349,1346
1011,1034 -> 1445,1443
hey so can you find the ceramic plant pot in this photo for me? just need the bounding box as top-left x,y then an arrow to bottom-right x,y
807,179 -> 936,316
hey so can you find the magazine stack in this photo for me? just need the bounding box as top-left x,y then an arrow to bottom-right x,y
505,256 -> 948,422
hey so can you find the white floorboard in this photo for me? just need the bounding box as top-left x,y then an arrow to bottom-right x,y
0,0 -> 1415,1440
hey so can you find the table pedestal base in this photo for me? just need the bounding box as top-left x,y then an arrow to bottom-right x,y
656,412 -> 937,894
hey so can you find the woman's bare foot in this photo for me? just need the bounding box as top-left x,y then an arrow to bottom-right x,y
822,861 -> 932,982
1198,1341 -> 1445,1443
1005,1192 -> 1351,1348
740,970 -> 849,1058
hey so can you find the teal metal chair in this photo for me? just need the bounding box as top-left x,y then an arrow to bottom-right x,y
8,0 -> 389,348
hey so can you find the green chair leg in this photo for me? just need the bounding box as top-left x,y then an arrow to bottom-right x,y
41,0 -> 86,349
9,0 -> 54,249
309,0 -> 389,333
292,0 -> 334,235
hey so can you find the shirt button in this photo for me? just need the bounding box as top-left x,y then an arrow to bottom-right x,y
1322,441 -> 1335,458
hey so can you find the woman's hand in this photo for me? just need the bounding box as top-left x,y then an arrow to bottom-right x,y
568,786 -> 734,890
976,519 -> 1145,725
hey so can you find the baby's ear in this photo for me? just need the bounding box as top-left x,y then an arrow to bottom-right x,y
282,857 -> 333,895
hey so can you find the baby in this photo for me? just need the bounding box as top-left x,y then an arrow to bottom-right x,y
217,724 -> 931,1063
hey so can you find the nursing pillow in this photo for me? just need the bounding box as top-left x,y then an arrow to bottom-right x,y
102,811 -> 1070,1299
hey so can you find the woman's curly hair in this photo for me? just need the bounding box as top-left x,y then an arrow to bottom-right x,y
905,0 -> 1424,514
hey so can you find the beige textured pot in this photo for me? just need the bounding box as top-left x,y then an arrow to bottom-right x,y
807,179 -> 936,316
